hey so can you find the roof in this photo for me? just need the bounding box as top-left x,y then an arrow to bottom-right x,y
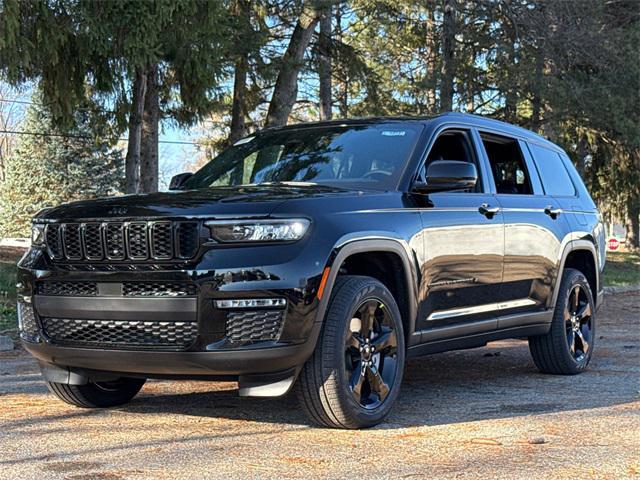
265,112 -> 562,153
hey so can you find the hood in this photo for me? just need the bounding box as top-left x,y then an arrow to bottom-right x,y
35,184 -> 365,221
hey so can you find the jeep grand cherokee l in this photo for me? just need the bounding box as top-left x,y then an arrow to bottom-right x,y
17,113 -> 605,429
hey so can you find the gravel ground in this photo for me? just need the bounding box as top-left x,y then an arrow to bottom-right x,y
1,293 -> 638,480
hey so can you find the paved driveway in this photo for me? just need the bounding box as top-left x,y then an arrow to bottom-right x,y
1,293 -> 638,479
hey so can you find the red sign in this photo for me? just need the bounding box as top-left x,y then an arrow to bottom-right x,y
607,237 -> 620,251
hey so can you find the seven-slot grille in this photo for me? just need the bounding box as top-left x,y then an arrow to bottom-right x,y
45,221 -> 199,262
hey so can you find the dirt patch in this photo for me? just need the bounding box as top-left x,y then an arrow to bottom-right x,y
0,292 -> 638,480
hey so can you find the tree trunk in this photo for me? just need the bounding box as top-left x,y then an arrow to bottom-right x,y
125,68 -> 147,194
140,65 -> 159,193
503,16 -> 518,122
625,199 -> 640,250
229,54 -> 248,145
228,0 -> 250,146
424,9 -> 438,114
335,5 -> 348,118
265,5 -> 320,127
531,47 -> 544,132
318,3 -> 332,121
440,0 -> 456,112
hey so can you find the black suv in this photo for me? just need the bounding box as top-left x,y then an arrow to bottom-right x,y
18,113 -> 605,428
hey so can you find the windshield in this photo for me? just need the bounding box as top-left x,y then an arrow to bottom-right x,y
183,123 -> 423,190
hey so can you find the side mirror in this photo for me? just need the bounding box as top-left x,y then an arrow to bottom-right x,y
412,160 -> 477,194
169,172 -> 193,191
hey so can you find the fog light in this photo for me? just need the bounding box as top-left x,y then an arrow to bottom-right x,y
215,298 -> 287,309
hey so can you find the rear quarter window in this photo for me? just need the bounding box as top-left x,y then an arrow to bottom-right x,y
528,143 -> 576,196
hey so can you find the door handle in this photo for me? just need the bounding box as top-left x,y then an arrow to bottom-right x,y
544,205 -> 563,219
478,203 -> 500,218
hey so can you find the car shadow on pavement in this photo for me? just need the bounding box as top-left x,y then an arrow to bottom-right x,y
117,339 -> 639,429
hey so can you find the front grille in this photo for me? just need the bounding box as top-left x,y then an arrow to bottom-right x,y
105,223 -> 125,260
37,281 -> 98,296
83,223 -> 104,260
150,222 -> 173,259
45,221 -> 200,262
63,224 -> 83,260
176,222 -> 199,259
226,310 -> 284,343
42,318 -> 197,350
45,225 -> 63,259
123,282 -> 197,297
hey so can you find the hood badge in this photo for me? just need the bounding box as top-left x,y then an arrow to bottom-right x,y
107,206 -> 128,216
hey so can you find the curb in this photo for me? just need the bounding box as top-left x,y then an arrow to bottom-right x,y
603,284 -> 640,295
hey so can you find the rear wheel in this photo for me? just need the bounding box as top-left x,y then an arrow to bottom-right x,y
297,275 -> 405,429
46,377 -> 146,408
529,268 -> 595,375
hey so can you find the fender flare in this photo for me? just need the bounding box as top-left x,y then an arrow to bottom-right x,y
313,237 -> 420,342
550,239 -> 599,309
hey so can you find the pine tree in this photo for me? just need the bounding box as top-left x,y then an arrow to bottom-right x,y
0,101 -> 124,237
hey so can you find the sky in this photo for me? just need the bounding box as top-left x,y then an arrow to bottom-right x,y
1,83 -> 205,191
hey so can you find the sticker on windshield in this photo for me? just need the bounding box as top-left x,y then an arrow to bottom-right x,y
233,136 -> 255,146
381,130 -> 406,137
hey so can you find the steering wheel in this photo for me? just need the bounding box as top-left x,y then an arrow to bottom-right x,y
362,170 -> 392,180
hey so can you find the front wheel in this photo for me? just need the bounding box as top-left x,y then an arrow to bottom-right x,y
297,275 -> 405,429
46,377 -> 146,408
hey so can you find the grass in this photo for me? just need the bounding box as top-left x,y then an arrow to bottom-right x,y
0,261 -> 18,336
603,250 -> 640,287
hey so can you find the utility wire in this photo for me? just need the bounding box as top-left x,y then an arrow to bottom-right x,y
0,129 -> 205,146
0,98 -> 206,145
0,97 -> 118,114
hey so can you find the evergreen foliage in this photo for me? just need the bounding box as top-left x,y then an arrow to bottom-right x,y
0,100 -> 123,237
0,0 -> 638,245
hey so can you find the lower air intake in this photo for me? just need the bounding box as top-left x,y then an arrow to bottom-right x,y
226,310 -> 284,343
41,318 -> 197,351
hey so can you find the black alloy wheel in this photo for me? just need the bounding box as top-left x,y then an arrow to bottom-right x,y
345,299 -> 399,410
529,268 -> 596,375
565,284 -> 593,362
297,275 -> 405,428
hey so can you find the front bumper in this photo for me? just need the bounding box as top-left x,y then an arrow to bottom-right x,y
22,327 -> 320,378
17,247 -> 325,381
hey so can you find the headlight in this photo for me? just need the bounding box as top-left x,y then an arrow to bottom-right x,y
31,224 -> 46,246
206,219 -> 310,243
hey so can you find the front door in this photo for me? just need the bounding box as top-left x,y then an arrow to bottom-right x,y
414,129 -> 504,337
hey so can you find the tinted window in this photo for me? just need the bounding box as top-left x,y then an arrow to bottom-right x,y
420,130 -> 482,192
481,133 -> 533,194
184,124 -> 422,191
528,143 -> 576,196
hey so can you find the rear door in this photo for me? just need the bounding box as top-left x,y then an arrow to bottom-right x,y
414,128 -> 504,338
478,132 -> 572,327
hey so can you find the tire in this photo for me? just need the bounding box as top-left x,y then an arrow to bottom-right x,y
529,268 -> 596,375
297,275 -> 405,429
46,377 -> 146,408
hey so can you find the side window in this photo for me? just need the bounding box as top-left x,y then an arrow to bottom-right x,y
481,133 -> 533,195
420,129 -> 482,192
528,143 -> 576,196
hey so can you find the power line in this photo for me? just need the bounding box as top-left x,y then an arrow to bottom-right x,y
0,98 -> 206,146
0,129 -> 205,146
0,96 -> 118,114
0,98 -> 36,107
